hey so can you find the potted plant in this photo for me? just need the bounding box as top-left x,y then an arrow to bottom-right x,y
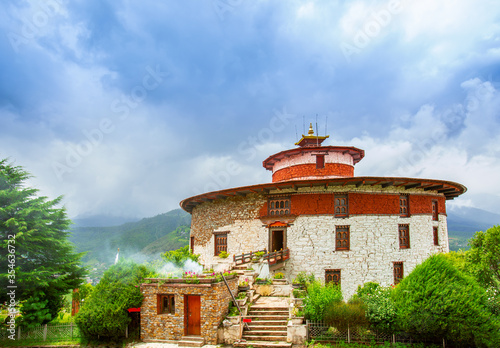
291,306 -> 304,325
292,271 -> 307,288
236,292 -> 247,306
238,278 -> 250,291
252,251 -> 265,263
255,277 -> 267,284
218,250 -> 229,259
227,304 -> 240,324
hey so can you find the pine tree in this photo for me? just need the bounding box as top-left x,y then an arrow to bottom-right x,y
0,159 -> 86,327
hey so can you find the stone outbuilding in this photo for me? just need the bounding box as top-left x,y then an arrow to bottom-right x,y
140,276 -> 238,344
180,125 -> 467,298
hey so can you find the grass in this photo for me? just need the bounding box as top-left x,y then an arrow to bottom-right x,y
0,339 -> 81,346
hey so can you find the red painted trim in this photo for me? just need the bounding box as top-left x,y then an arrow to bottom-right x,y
272,163 -> 354,182
128,308 -> 141,312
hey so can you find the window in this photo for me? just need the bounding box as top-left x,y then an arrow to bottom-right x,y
190,236 -> 195,253
157,294 -> 175,314
269,197 -> 290,216
399,224 -> 410,249
433,226 -> 439,246
316,155 -> 325,169
334,194 -> 348,218
214,232 -> 228,256
432,200 -> 438,221
325,269 -> 341,286
393,262 -> 404,285
335,225 -> 350,251
400,195 -> 409,217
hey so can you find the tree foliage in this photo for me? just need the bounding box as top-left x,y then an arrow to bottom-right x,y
303,280 -> 343,321
75,260 -> 152,339
392,253 -> 500,347
353,282 -> 396,333
0,159 -> 86,326
324,299 -> 368,331
467,225 -> 500,289
161,245 -> 199,268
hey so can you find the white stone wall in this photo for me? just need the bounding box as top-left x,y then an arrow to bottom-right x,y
195,212 -> 448,300
272,150 -> 353,172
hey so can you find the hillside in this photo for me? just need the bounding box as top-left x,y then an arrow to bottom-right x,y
69,208 -> 191,265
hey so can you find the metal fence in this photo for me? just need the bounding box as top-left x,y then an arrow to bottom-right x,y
307,320 -> 398,344
0,323 -> 81,342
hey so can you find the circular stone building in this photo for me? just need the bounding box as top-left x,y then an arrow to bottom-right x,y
180,125 -> 466,298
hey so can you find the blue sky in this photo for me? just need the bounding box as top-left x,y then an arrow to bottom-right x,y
1,0 -> 499,219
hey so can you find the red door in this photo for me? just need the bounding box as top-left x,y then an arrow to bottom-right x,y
185,295 -> 201,336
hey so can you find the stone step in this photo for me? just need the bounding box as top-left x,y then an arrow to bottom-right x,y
233,340 -> 292,348
242,334 -> 288,341
250,306 -> 289,311
177,336 -> 205,347
246,314 -> 288,321
246,325 -> 287,331
248,310 -> 289,316
247,320 -> 288,326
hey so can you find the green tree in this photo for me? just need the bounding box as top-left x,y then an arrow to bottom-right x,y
161,245 -> 199,268
467,225 -> 500,289
392,253 -> 500,347
303,280 -> 343,321
75,260 -> 152,340
0,159 -> 86,327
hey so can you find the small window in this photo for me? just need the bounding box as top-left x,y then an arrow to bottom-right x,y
393,262 -> 404,285
400,195 -> 409,217
432,200 -> 438,221
214,232 -> 228,256
335,226 -> 350,251
157,294 -> 175,314
316,155 -> 325,169
325,269 -> 341,286
433,227 -> 439,246
334,194 -> 348,218
268,197 -> 291,216
399,224 -> 410,249
190,236 -> 195,253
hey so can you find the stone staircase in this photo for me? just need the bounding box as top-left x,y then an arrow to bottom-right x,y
234,298 -> 292,348
177,335 -> 205,347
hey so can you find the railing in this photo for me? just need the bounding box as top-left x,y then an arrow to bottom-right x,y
233,249 -> 267,265
263,248 -> 290,265
0,323 -> 82,342
307,321 -> 439,345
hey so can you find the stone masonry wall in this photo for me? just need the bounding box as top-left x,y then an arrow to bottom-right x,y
140,278 -> 238,344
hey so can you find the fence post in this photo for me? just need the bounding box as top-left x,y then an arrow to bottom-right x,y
43,324 -> 48,341
443,338 -> 445,348
347,322 -> 350,343
17,326 -> 21,340
125,324 -> 128,338
392,333 -> 395,344
71,322 -> 73,339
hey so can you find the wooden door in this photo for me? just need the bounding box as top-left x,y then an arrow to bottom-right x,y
185,295 -> 201,336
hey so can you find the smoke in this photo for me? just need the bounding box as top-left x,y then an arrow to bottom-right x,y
157,259 -> 204,277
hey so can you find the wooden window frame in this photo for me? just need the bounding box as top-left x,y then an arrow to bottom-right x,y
214,231 -> 228,256
334,194 -> 349,218
433,226 -> 439,246
393,262 -> 404,285
157,294 -> 175,315
325,269 -> 341,286
335,225 -> 350,251
316,154 -> 325,169
190,236 -> 195,253
399,195 -> 409,217
398,224 -> 410,249
432,200 -> 438,221
268,197 -> 291,216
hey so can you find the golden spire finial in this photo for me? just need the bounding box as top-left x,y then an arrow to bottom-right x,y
308,123 -> 314,136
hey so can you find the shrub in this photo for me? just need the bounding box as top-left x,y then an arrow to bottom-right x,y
303,280 -> 343,321
324,299 -> 368,331
353,282 -> 396,333
162,245 -> 200,267
393,253 -> 500,347
218,251 -> 229,258
293,289 -> 306,298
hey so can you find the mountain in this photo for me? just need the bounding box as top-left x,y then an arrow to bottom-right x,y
72,215 -> 140,228
447,206 -> 500,251
69,208 -> 191,265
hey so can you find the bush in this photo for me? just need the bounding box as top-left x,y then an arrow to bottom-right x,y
274,272 -> 284,279
324,299 -> 368,331
353,282 -> 396,333
303,280 -> 343,321
218,250 -> 229,258
75,260 -> 152,340
393,253 -> 500,347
